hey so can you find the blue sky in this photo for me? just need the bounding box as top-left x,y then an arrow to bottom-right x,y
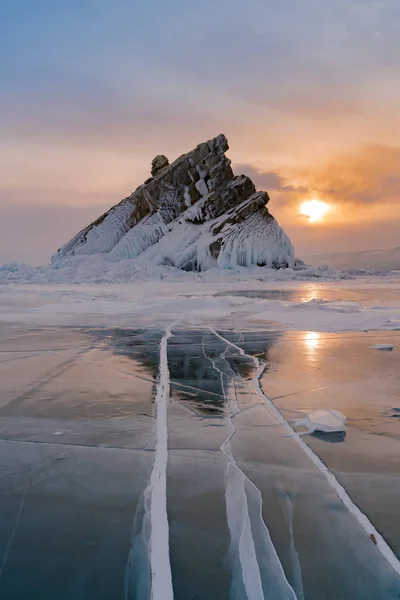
1,0 -> 400,262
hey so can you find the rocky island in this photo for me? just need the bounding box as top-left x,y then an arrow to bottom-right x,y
53,135 -> 294,271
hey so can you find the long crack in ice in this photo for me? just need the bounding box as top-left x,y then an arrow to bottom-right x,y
211,328 -> 400,580
149,326 -> 174,600
203,330 -> 297,600
125,327 -> 174,600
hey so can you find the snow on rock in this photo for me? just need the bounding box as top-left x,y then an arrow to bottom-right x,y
52,134 -> 295,273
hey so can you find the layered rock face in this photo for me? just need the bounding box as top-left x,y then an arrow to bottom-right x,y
53,135 -> 294,271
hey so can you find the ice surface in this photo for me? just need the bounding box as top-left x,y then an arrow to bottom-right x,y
1,282 -> 400,598
211,330 -> 400,579
1,280 -> 400,335
225,464 -> 297,600
264,329 -> 400,563
293,298 -> 361,313
0,326 -> 157,599
0,324 -> 399,598
294,409 -> 346,434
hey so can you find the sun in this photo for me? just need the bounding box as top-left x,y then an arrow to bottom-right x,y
300,199 -> 330,223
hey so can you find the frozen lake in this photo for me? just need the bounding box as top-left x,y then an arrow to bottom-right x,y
0,281 -> 399,598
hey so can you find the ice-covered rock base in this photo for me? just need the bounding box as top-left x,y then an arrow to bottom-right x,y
52,134 -> 295,272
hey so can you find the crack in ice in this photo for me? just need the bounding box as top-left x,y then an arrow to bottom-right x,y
211,328 -> 400,580
125,327 -> 175,600
148,327 -> 174,600
204,329 -> 297,600
0,470 -> 32,583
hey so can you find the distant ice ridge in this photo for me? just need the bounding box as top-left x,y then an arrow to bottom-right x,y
302,246 -> 400,271
50,134 -> 297,274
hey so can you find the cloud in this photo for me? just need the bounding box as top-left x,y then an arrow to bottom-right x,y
2,0 -> 400,152
235,144 -> 400,246
233,164 -> 310,211
304,144 -> 400,207
1,0 -> 400,261
234,164 -> 306,193
290,217 -> 400,256
236,145 -> 400,212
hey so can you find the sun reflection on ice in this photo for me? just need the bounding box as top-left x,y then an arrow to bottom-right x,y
304,331 -> 320,351
301,284 -> 321,303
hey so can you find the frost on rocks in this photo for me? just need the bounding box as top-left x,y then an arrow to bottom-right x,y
52,134 -> 295,272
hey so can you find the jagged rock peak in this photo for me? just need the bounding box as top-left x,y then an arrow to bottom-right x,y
53,134 -> 295,271
151,154 -> 169,177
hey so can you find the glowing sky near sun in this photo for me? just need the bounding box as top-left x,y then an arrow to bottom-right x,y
1,0 -> 400,263
300,200 -> 330,223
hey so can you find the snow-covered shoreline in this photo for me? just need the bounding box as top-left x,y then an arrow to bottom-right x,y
3,251 -> 400,286
0,257 -> 341,285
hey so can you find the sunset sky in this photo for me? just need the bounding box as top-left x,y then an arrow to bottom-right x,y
1,0 -> 399,263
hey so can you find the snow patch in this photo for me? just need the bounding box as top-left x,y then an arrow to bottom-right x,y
294,409 -> 346,435
371,343 -> 394,351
